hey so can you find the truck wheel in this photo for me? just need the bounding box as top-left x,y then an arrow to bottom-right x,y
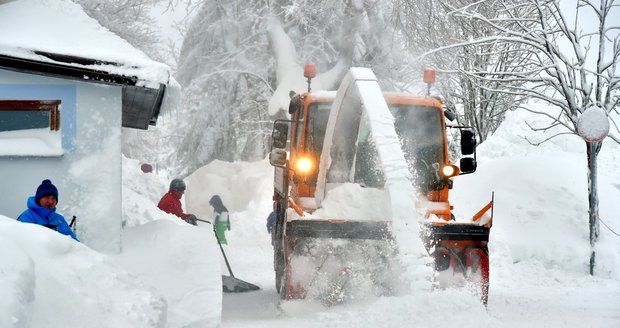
275,248 -> 284,293
275,267 -> 282,293
465,246 -> 489,305
432,246 -> 453,271
279,238 -> 306,300
280,261 -> 292,299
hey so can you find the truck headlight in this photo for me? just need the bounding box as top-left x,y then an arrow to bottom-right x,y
440,164 -> 458,178
296,156 -> 314,174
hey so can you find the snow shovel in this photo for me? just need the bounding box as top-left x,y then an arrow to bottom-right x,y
195,218 -> 260,293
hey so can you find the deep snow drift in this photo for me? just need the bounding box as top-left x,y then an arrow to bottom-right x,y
0,215 -> 167,328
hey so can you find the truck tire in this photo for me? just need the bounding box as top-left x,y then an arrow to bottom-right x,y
275,246 -> 284,293
464,246 -> 489,305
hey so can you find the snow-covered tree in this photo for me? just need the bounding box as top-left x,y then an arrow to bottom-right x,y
166,0 -> 413,176
167,1 -> 273,177
396,0 -> 534,143
76,0 -> 167,62
433,0 -> 620,274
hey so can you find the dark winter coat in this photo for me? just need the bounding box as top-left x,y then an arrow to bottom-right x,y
209,195 -> 227,213
209,195 -> 230,230
18,197 -> 79,241
157,191 -> 187,219
266,211 -> 276,233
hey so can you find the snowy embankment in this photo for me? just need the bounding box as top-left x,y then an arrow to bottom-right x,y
0,216 -> 166,327
119,156 -> 222,328
1,156 -> 221,328
453,107 -> 620,278
451,107 -> 620,326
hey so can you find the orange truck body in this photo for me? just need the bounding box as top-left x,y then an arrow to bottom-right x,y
270,85 -> 492,304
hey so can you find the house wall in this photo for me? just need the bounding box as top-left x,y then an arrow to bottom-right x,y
0,68 -> 122,253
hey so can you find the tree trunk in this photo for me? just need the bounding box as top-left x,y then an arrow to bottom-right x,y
586,141 -> 601,275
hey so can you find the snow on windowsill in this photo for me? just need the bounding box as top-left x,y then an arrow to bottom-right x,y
0,128 -> 63,157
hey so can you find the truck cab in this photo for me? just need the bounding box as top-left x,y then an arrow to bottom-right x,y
285,91 -> 476,220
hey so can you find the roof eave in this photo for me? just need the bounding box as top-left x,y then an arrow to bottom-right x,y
0,52 -> 166,130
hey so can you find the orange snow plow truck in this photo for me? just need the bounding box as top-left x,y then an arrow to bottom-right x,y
268,65 -> 493,304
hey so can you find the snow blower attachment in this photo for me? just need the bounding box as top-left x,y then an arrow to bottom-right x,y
268,66 -> 493,304
195,218 -> 260,293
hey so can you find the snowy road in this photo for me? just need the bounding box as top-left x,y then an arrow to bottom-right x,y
222,289 -> 281,325
219,255 -> 620,328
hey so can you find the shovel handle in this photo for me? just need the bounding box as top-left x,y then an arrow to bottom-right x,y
214,226 -> 235,277
197,217 -> 234,277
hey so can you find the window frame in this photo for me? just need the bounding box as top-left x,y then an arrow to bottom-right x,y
0,99 -> 61,131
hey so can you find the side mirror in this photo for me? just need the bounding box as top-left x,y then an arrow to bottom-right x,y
269,148 -> 287,167
271,121 -> 289,149
460,157 -> 477,174
460,129 -> 477,155
444,108 -> 456,122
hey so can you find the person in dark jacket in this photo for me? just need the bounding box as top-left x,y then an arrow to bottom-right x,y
266,211 -> 276,234
288,91 -> 302,118
157,179 -> 197,225
209,195 -> 230,244
17,179 -> 78,241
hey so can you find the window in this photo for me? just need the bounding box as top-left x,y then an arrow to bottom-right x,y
390,104 -> 445,192
0,100 -> 63,156
307,102 -> 331,155
0,100 -> 61,131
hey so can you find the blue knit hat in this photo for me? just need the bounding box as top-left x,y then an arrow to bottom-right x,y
35,179 -> 58,204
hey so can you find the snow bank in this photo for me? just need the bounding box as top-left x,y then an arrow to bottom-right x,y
1,208 -> 222,328
121,155 -> 223,327
114,220 -> 221,328
0,215 -> 166,328
185,159 -> 274,220
452,105 -> 620,277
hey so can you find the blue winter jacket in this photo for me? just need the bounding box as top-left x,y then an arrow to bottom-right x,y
17,197 -> 79,241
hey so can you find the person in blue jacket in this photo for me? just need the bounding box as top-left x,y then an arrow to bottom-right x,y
17,179 -> 79,241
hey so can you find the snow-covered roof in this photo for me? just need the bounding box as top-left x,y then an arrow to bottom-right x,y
0,0 -> 173,129
0,0 -> 170,86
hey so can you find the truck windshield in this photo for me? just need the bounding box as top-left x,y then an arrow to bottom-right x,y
305,101 -> 445,192
306,102 -> 332,155
390,104 -> 445,191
